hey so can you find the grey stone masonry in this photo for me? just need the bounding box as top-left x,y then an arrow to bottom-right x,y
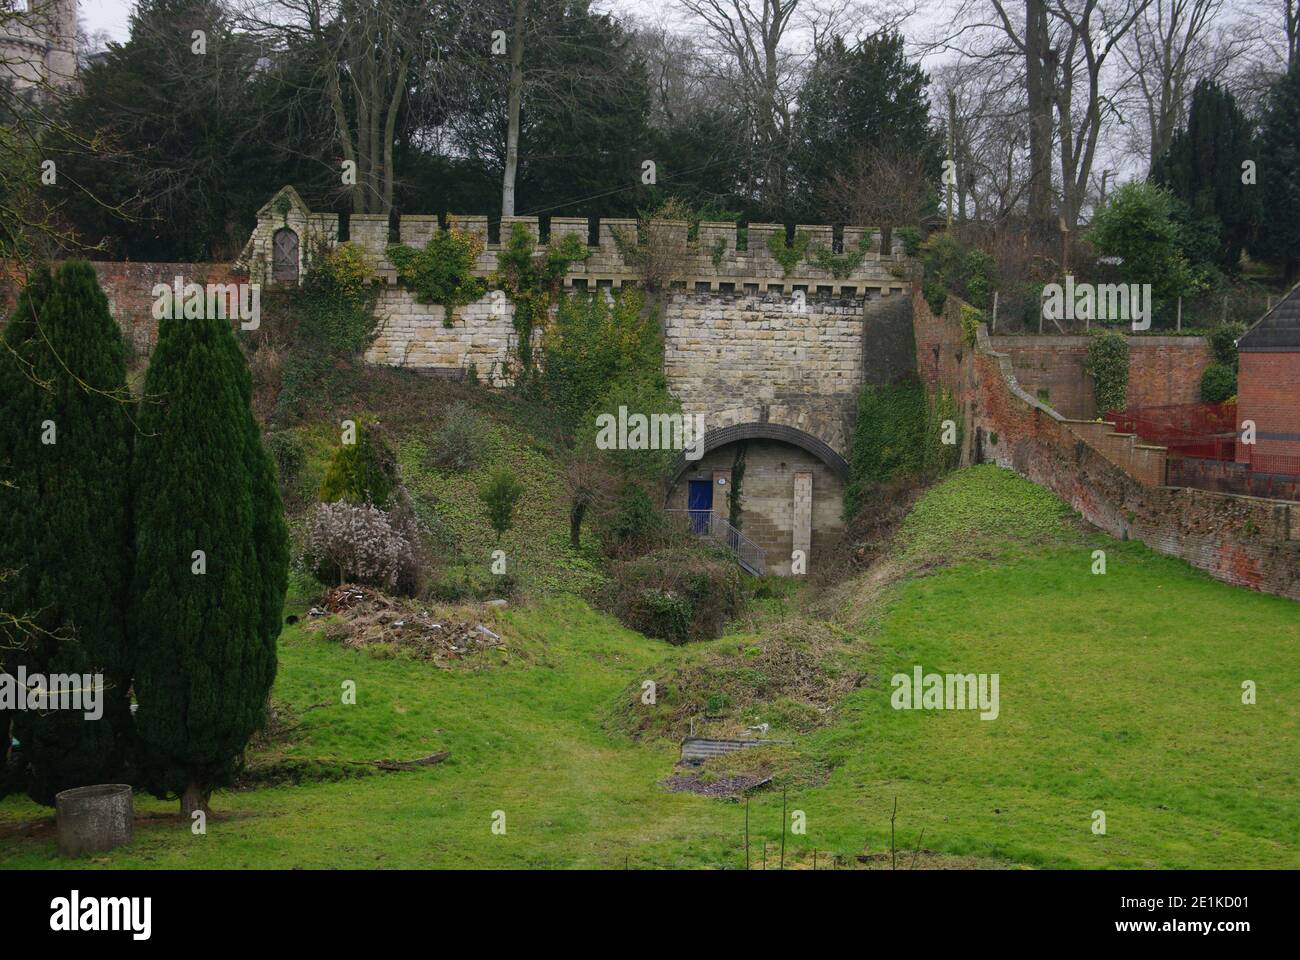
239,187 -> 916,395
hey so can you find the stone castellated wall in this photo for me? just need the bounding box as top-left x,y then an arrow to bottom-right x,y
238,188 -> 917,462
231,187 -> 921,577
664,288 -> 910,458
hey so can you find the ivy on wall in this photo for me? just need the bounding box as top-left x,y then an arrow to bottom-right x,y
1085,330 -> 1130,415
811,231 -> 873,279
844,380 -> 961,519
766,230 -> 811,277
727,442 -> 747,529
494,222 -> 589,379
387,229 -> 486,326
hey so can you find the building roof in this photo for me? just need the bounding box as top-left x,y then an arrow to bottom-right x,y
1240,283 -> 1300,351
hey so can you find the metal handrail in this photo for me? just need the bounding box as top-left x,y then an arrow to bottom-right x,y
665,509 -> 767,575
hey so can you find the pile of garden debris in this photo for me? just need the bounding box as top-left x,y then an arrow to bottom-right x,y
308,584 -> 506,664
661,771 -> 772,797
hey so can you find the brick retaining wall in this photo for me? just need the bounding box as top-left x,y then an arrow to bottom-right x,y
919,287 -> 1299,601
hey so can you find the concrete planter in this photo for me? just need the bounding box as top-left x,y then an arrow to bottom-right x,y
55,783 -> 133,857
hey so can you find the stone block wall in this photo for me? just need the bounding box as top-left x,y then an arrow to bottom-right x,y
669,439 -> 846,575
364,288 -> 518,386
664,288 -> 913,459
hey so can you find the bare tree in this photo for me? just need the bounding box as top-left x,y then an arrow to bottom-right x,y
241,0 -> 466,216
1114,0 -> 1225,171
932,59 -> 1035,222
819,145 -> 932,248
502,0 -> 525,216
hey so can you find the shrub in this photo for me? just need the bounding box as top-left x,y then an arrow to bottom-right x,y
605,481 -> 666,556
921,233 -> 993,309
320,422 -> 397,508
895,226 -> 923,257
387,229 -> 487,321
1209,322 -> 1245,367
305,501 -> 414,590
266,430 -> 305,487
922,277 -> 947,315
479,468 -> 524,542
299,242 -> 379,355
608,547 -> 743,643
1085,330 -> 1130,415
537,288 -> 660,439
1200,362 -> 1237,402
1089,181 -> 1203,303
428,402 -> 487,471
131,306 -> 288,815
0,262 -> 134,804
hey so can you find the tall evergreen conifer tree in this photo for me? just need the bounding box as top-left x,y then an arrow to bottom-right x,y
1253,67 -> 1300,283
1152,80 -> 1259,274
131,309 -> 287,815
0,262 -> 134,804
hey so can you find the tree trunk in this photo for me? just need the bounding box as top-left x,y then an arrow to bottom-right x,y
569,500 -> 586,550
180,780 -> 210,818
502,0 -> 526,218
1025,0 -> 1054,228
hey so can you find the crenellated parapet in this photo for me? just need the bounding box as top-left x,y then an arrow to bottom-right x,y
239,186 -> 915,296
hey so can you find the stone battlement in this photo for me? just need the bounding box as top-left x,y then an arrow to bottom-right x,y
238,186 -> 913,295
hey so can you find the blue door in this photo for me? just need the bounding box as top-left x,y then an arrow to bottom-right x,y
687,479 -> 713,533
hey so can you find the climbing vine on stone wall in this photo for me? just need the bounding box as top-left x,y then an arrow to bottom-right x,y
728,442 -> 747,529
387,229 -> 486,326
766,230 -> 811,277
811,231 -> 873,279
494,223 -> 589,379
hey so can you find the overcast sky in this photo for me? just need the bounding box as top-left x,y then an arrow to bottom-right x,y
81,1 -> 943,49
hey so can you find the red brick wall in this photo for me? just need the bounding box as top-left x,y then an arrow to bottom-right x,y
92,262 -> 239,357
1,260 -> 238,357
989,335 -> 1212,418
1237,352 -> 1300,463
1127,338 -> 1212,409
917,286 -> 1300,602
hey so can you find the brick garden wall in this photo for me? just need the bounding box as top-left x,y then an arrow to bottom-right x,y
918,287 -> 1300,601
92,261 -> 238,357
988,334 -> 1212,419
2,260 -> 238,358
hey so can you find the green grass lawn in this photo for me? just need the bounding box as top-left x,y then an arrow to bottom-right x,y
2,466 -> 1296,868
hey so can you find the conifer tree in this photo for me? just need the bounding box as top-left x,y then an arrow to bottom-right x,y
131,308 -> 288,815
1152,80 -> 1259,274
1253,67 -> 1300,283
0,262 -> 134,804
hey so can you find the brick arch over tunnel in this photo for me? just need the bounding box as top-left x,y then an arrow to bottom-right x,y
668,422 -> 849,484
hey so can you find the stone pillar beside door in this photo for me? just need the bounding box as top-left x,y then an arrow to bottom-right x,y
792,472 -> 812,575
